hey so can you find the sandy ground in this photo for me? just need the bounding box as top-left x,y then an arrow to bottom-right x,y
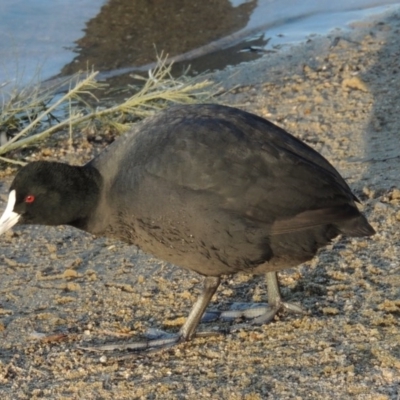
1,7 -> 400,400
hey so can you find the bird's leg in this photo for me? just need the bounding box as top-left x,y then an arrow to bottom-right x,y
202,272 -> 306,324
82,276 -> 221,353
179,276 -> 221,340
250,271 -> 306,324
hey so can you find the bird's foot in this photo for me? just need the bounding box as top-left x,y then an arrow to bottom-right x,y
250,299 -> 306,325
202,300 -> 306,325
80,329 -> 221,354
81,276 -> 223,354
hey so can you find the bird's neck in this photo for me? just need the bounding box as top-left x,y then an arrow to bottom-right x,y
66,165 -> 103,230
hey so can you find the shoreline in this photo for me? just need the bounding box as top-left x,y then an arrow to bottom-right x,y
1,7 -> 400,400
15,3 -> 400,96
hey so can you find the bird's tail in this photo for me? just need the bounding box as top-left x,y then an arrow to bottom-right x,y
339,214 -> 375,237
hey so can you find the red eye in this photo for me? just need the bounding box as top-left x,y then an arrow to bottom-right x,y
25,195 -> 35,203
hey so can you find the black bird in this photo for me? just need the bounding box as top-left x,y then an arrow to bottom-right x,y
0,104 -> 375,350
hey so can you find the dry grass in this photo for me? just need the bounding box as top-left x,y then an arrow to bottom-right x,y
0,55 -> 217,165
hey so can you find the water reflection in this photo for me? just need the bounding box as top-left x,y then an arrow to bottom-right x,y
0,0 -> 399,90
61,0 -> 257,76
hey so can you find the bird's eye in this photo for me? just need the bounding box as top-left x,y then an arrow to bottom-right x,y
25,195 -> 35,204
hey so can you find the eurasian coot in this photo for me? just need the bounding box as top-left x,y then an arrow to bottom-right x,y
0,104 -> 375,350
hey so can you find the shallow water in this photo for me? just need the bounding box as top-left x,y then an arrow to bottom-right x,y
0,0 -> 399,89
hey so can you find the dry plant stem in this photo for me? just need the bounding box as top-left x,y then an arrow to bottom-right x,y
0,81 -> 212,155
0,156 -> 26,165
0,71 -> 100,156
0,57 -> 215,160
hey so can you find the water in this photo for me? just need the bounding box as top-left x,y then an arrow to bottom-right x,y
0,0 -> 399,89
0,0 -> 107,87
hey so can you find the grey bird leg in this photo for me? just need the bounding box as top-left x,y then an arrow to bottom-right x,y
83,276 -> 221,352
251,271 -> 306,324
179,276 -> 221,339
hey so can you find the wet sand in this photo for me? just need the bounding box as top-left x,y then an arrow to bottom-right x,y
1,8 -> 400,400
